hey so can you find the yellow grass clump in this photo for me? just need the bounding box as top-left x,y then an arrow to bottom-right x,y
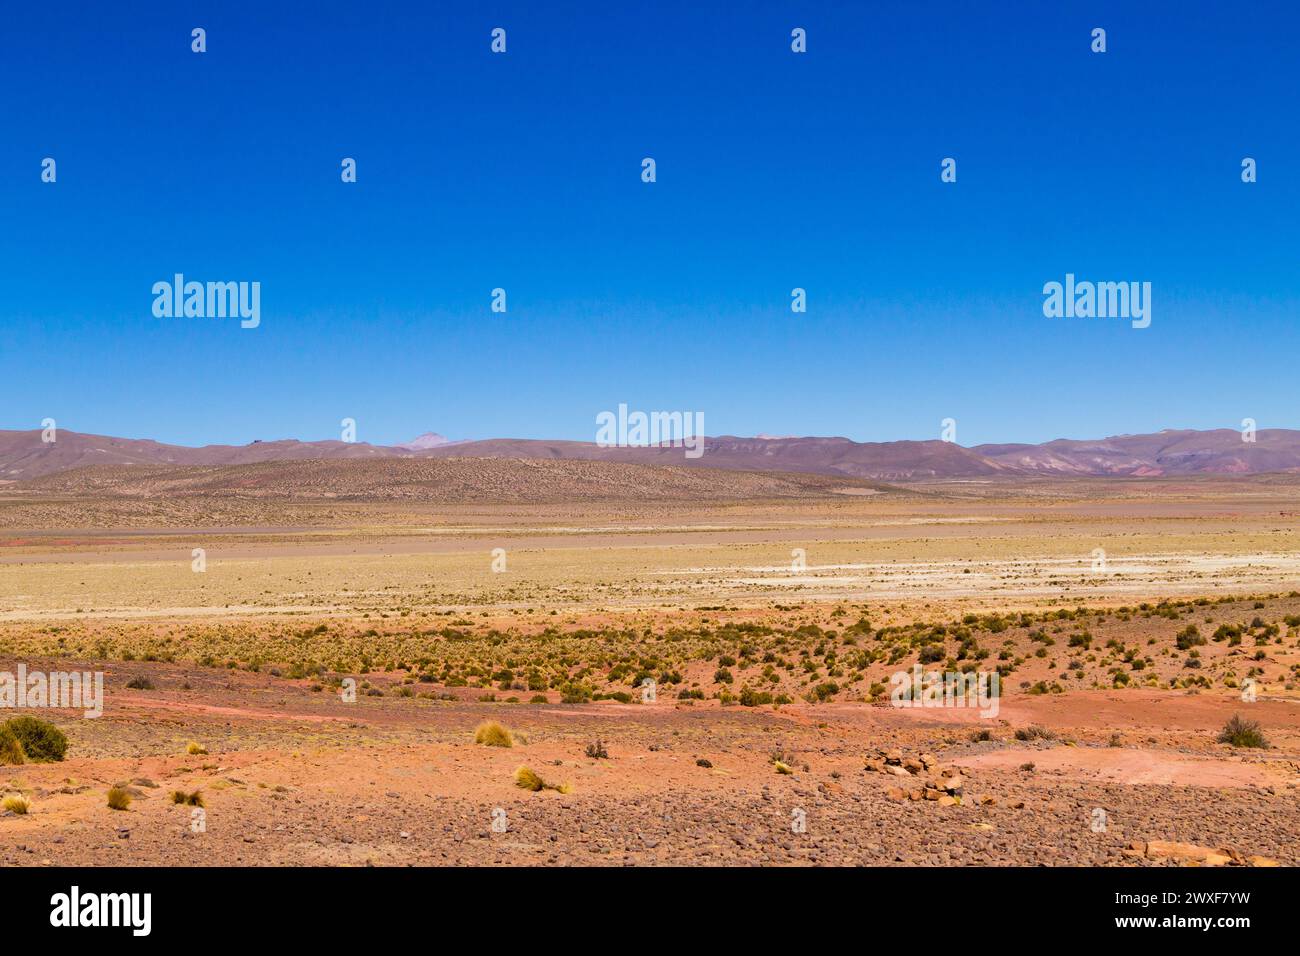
474,721 -> 513,748
107,786 -> 132,811
514,765 -> 572,793
0,728 -> 24,766
170,790 -> 205,807
186,741 -> 208,756
2,795 -> 30,815
514,765 -> 544,790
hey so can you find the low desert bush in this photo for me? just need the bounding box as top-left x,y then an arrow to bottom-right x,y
1175,626 -> 1206,650
1218,714 -> 1267,749
2,716 -> 67,762
185,741 -> 208,756
170,790 -> 205,807
769,748 -> 797,774
1014,725 -> 1056,742
107,786 -> 132,811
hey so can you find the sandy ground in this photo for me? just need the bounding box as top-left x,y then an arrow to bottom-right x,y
2,481 -> 1298,865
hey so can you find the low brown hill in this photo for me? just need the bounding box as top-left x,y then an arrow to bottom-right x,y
0,429 -> 401,481
973,428 -> 1300,477
6,427 -> 1300,482
18,457 -> 889,503
416,436 -> 1010,481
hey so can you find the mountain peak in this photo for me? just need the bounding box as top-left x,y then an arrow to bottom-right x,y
397,432 -> 450,450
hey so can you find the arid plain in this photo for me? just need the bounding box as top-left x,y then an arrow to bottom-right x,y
1,460 -> 1298,865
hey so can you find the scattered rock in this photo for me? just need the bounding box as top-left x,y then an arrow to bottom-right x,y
1126,840 -> 1278,867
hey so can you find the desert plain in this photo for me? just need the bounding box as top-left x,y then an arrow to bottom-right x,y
1,459 -> 1298,866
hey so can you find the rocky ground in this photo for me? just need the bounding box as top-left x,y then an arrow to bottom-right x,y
2,658 -> 1295,866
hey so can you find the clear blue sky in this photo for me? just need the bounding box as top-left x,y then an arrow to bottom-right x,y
3,1 -> 1297,447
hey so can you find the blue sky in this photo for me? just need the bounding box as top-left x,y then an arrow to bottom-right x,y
3,1 -> 1297,448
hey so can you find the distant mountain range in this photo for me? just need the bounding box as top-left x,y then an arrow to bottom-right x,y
2,427 -> 1297,483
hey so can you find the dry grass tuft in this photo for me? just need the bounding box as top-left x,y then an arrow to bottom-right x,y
514,765 -> 544,791
2,794 -> 30,815
0,727 -> 25,766
474,721 -> 513,748
513,765 -> 571,793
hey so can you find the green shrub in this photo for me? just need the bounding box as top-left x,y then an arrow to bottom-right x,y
1217,714 -> 1267,749
1014,725 -> 1056,742
2,717 -> 67,763
808,681 -> 839,702
918,644 -> 945,664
